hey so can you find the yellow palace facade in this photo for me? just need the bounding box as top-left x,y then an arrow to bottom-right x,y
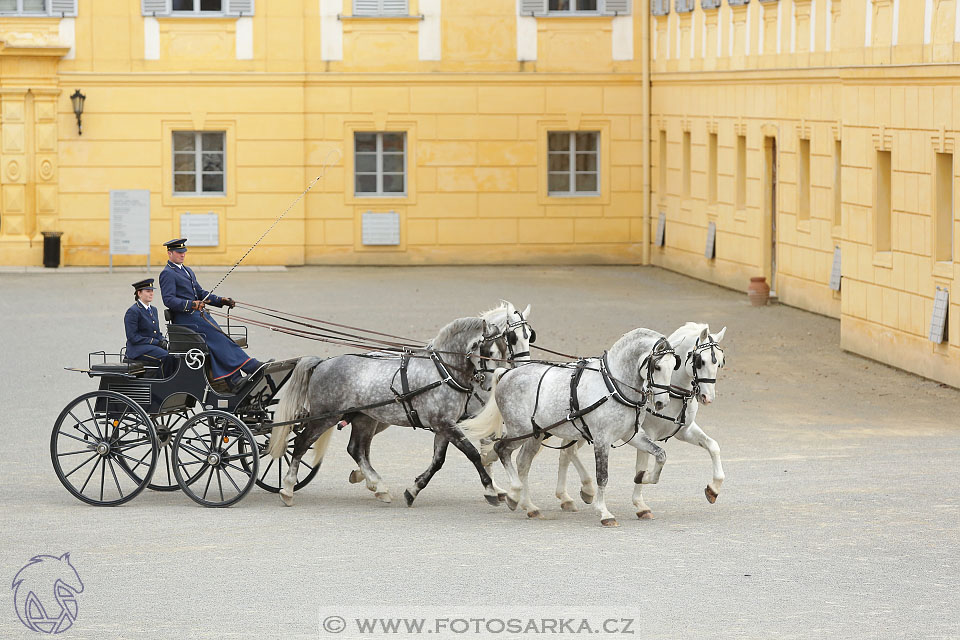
0,0 -> 958,386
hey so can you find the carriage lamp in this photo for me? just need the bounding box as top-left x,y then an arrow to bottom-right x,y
70,89 -> 86,135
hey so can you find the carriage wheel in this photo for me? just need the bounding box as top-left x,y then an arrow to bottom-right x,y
172,411 -> 258,507
51,391 -> 157,506
147,410 -> 198,491
245,427 -> 321,494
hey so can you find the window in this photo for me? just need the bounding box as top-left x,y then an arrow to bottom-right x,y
875,150 -> 892,252
548,132 -> 600,196
549,0 -> 597,10
935,152 -> 953,262
355,132 -> 406,196
0,0 -> 47,14
173,132 -> 225,196
658,129 -> 667,197
651,0 -> 669,15
736,134 -> 747,210
682,131 -> 692,199
173,0 -> 221,10
708,133 -> 718,205
676,0 -> 695,12
353,0 -> 408,16
701,0 -> 721,9
834,140 -> 842,227
798,138 -> 811,221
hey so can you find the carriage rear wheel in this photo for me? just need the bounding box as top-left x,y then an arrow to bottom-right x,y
245,427 -> 321,494
146,409 -> 199,491
51,391 -> 158,506
171,411 -> 258,507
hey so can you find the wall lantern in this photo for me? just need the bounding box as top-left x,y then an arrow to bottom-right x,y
70,89 -> 86,135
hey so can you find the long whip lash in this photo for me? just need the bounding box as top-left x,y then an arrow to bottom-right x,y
202,149 -> 341,302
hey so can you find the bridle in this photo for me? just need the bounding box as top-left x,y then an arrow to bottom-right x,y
494,309 -> 536,360
639,339 -> 681,401
646,336 -> 725,436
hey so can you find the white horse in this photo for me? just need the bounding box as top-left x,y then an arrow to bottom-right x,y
553,323 -> 727,519
460,329 -> 679,526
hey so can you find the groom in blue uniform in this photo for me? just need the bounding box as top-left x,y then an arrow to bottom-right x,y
158,238 -> 262,390
124,278 -> 175,376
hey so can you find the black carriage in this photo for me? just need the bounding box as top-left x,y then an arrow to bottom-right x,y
51,313 -> 318,507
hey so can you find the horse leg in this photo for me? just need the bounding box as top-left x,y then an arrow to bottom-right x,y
349,422 -> 388,485
403,431 -> 449,507
517,437 -> 544,518
593,440 -> 618,527
566,441 -> 597,505
626,433 -> 667,485
281,419 -> 334,506
494,437 -> 524,511
674,421 -> 724,504
480,436 -> 507,503
555,440 -> 578,512
346,416 -> 392,503
444,426 -> 499,506
631,450 -> 654,519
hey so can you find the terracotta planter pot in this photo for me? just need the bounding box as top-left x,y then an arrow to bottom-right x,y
748,276 -> 770,306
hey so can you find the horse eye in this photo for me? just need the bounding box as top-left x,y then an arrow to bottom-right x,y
655,365 -> 661,372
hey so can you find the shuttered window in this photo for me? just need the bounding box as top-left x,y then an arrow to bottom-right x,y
701,0 -> 721,9
353,0 -> 408,16
651,0 -> 669,16
173,132 -> 226,196
521,0 -> 631,15
548,132 -> 600,196
676,0 -> 695,12
355,133 -> 407,196
142,0 -> 253,16
0,0 -> 77,15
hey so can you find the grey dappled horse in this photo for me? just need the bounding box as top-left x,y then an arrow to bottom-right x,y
271,317 -> 504,507
460,329 -> 678,527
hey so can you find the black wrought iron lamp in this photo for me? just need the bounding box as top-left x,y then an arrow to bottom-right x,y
70,89 -> 86,135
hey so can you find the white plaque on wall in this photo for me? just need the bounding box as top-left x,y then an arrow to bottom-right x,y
829,246 -> 842,291
929,287 -> 949,344
362,211 -> 400,246
110,190 -> 150,255
655,212 -> 666,247
180,212 -> 220,247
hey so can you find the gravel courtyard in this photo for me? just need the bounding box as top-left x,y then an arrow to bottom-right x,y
1,265 -> 958,639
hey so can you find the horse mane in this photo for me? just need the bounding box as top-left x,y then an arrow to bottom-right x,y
669,322 -> 709,345
477,300 -> 514,326
610,327 -> 664,354
427,316 -> 486,352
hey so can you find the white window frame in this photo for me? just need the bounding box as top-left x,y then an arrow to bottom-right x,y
352,0 -> 409,17
0,0 -> 48,15
354,132 -> 407,197
547,131 -> 601,197
171,0 -> 224,15
547,0 -> 601,14
172,131 -> 226,197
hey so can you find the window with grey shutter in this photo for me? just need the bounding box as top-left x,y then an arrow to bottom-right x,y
728,0 -> 750,6
651,0 -> 669,16
226,0 -> 253,14
701,0 -> 721,9
354,0 -> 408,16
142,0 -> 169,15
50,0 -> 77,16
675,0 -> 694,12
604,0 -> 631,14
0,0 -> 69,14
520,0 -> 546,15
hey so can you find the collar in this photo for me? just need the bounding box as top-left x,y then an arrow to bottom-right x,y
167,260 -> 185,270
138,300 -> 151,311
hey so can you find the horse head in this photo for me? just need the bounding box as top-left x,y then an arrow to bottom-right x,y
12,553 -> 84,633
684,324 -> 726,405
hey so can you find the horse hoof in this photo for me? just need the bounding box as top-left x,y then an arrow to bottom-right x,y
484,494 -> 501,507
505,496 -> 519,511
527,510 -> 543,519
580,489 -> 595,505
560,500 -> 578,512
705,485 -> 719,504
497,492 -> 508,503
600,518 -> 619,527
348,469 -> 364,484
279,490 -> 294,507
403,490 -> 416,507
634,471 -> 645,484
375,491 -> 392,504
637,510 -> 654,520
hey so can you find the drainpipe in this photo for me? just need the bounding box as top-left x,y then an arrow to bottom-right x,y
641,0 -> 651,265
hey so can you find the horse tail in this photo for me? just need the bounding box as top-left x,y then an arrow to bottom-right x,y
268,356 -> 323,459
458,368 -> 507,441
309,424 -> 335,467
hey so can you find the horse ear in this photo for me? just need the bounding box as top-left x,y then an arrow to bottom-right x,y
60,552 -> 70,562
522,303 -> 531,318
699,326 -> 710,343
714,326 -> 727,342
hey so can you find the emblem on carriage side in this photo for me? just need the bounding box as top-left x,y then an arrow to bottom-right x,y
184,348 -> 205,370
11,553 -> 84,634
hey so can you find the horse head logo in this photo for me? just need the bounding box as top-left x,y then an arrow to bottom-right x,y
11,553 -> 84,634
185,348 -> 205,370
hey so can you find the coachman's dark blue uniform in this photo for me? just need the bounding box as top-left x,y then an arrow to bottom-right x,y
124,279 -> 174,376
158,260 -> 258,381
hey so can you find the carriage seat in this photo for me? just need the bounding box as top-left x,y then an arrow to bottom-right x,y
91,360 -> 145,375
166,324 -> 209,354
164,308 -> 247,348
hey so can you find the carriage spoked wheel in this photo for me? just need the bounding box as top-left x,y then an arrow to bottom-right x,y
145,410 -> 199,492
171,410 -> 259,507
50,391 -> 158,506
244,427 -> 320,494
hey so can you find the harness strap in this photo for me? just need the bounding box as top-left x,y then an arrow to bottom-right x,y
568,359 -> 594,444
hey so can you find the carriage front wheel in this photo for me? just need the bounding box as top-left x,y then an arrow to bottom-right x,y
171,411 -> 258,507
51,391 -> 158,506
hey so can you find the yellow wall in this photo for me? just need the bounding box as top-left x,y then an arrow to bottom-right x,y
651,0 -> 960,387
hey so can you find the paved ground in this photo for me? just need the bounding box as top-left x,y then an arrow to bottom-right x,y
1,265 -> 958,639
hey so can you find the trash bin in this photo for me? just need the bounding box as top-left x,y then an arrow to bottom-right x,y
42,231 -> 63,268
